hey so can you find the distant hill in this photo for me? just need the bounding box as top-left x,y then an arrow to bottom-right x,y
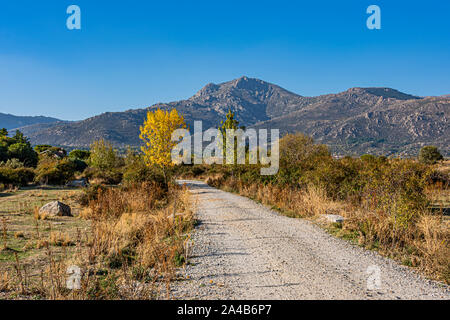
16,76 -> 450,156
0,113 -> 63,131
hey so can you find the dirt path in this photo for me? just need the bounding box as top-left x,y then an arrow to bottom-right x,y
172,180 -> 449,300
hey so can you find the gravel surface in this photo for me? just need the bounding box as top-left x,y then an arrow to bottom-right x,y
172,180 -> 450,300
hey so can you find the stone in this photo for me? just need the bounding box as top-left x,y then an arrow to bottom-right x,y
66,178 -> 88,188
325,214 -> 345,223
39,201 -> 72,217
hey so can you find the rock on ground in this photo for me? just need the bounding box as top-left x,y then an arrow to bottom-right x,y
66,179 -> 88,187
39,201 -> 72,217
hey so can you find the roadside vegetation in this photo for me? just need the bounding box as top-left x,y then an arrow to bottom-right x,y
0,115 -> 194,299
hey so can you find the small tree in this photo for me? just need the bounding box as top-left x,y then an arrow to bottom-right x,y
139,108 -> 186,183
89,139 -> 118,171
12,130 -> 28,144
69,149 -> 91,160
418,146 -> 443,165
7,143 -> 38,167
218,109 -> 244,162
279,133 -> 330,168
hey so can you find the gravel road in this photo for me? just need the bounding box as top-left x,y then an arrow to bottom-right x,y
172,180 -> 449,300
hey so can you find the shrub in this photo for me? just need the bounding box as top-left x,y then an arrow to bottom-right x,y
71,158 -> 88,172
122,150 -> 165,187
34,157 -> 78,185
418,146 -> 443,165
83,166 -> 122,185
279,133 -> 331,169
302,157 -> 362,201
77,184 -> 108,206
89,139 -> 120,172
69,149 -> 91,160
0,158 -> 24,169
0,167 -> 35,186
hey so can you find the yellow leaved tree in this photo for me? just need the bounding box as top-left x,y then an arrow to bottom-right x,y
139,108 -> 186,183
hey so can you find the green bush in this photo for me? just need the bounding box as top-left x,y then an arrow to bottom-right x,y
84,167 -> 123,185
89,139 -> 120,171
77,184 -> 108,206
71,158 -> 88,172
122,151 -> 165,187
0,158 -> 25,169
0,130 -> 38,167
69,149 -> 91,160
0,167 -> 35,186
279,133 -> 331,169
199,136 -> 433,230
34,157 -> 78,185
418,146 -> 443,165
302,157 -> 362,200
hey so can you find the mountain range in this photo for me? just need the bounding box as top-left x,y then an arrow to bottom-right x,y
7,76 -> 450,156
0,113 -> 63,131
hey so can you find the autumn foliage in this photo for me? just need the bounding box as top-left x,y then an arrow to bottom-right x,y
139,108 -> 186,181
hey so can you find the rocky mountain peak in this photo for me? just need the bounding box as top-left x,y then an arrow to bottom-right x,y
345,87 -> 420,100
193,82 -> 219,98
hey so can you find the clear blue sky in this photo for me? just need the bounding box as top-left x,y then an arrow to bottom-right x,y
0,0 -> 449,120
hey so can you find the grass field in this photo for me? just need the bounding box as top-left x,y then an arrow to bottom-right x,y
0,187 -> 89,299
0,183 -> 194,300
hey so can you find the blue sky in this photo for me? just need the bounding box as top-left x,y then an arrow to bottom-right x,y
0,0 -> 449,120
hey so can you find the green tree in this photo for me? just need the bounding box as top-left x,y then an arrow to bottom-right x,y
418,146 -> 443,165
0,128 -> 8,137
218,109 -> 242,161
7,143 -> 38,167
279,133 -> 330,169
12,130 -> 28,144
89,139 -> 118,171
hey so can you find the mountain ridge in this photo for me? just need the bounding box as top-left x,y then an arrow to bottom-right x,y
12,76 -> 450,156
0,113 -> 64,131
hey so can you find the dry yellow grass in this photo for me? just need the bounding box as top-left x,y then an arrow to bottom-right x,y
0,182 -> 194,299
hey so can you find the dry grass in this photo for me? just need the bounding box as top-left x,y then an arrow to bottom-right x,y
0,182 -> 194,299
0,187 -> 89,299
216,177 -> 344,218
